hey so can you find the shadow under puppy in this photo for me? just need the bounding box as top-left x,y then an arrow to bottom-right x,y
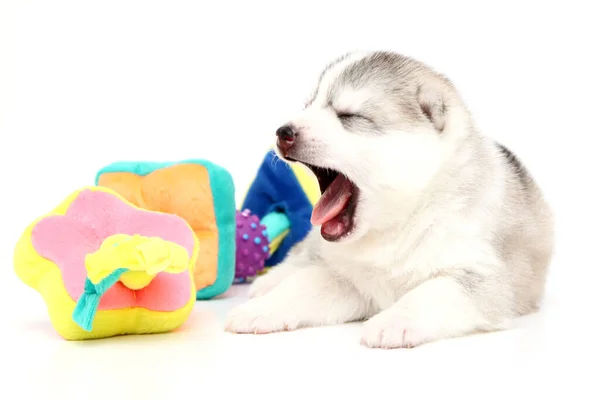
225,50 -> 554,349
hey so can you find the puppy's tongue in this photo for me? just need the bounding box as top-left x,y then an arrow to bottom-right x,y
311,174 -> 353,226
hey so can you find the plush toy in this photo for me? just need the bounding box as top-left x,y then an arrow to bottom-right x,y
13,187 -> 198,340
233,149 -> 320,282
95,159 -> 236,300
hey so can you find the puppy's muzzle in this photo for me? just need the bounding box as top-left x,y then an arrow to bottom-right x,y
276,125 -> 296,156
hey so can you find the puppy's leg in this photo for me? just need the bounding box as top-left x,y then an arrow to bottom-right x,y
226,267 -> 368,334
361,275 -> 507,349
248,263 -> 303,298
248,233 -> 316,298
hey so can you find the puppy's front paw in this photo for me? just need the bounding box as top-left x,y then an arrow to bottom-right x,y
360,310 -> 427,349
224,299 -> 299,334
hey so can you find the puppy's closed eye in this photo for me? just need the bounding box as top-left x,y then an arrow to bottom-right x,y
336,110 -> 378,133
337,111 -> 358,119
336,111 -> 369,121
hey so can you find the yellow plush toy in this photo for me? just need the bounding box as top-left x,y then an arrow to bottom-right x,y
13,186 -> 199,340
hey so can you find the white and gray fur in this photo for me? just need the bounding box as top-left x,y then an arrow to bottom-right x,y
225,51 -> 554,348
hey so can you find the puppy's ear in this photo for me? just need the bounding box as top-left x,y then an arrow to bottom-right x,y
417,83 -> 446,132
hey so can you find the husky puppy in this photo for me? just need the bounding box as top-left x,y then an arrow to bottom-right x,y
225,51 -> 554,348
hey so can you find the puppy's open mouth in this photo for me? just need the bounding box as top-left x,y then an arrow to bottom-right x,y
297,162 -> 359,242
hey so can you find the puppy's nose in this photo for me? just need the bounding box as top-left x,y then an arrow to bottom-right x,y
276,125 -> 295,141
276,125 -> 296,154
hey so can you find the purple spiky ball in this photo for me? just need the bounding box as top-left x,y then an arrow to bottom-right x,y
235,209 -> 269,281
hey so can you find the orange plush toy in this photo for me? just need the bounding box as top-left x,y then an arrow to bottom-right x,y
95,159 -> 236,300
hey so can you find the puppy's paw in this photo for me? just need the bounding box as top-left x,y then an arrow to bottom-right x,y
224,299 -> 299,334
360,310 -> 428,349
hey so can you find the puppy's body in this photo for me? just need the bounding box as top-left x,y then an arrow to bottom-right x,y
226,51 -> 554,348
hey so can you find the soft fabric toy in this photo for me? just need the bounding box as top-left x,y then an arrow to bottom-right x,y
95,159 -> 236,300
234,149 -> 320,282
13,187 -> 199,340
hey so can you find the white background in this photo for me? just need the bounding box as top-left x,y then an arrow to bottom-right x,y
1,1 -> 599,399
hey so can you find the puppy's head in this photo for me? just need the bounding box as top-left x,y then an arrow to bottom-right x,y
275,51 -> 468,243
